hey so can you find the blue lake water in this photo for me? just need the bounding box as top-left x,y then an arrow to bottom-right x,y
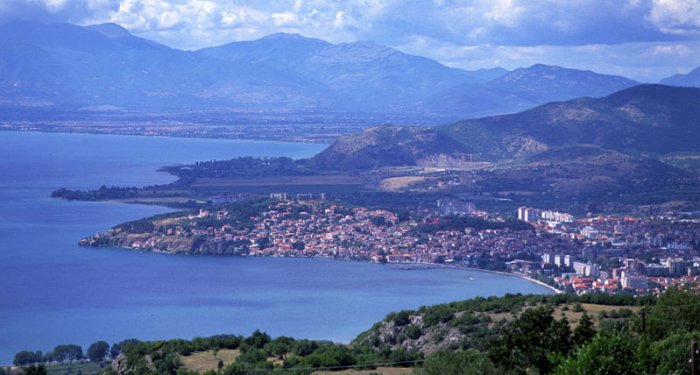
0,131 -> 551,364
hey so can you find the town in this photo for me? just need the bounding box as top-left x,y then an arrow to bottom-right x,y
81,195 -> 700,296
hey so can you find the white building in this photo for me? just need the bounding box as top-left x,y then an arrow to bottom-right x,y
517,206 -> 539,222
564,255 -> 573,268
573,261 -> 600,278
580,226 -> 600,239
554,254 -> 563,267
541,210 -> 574,222
621,274 -> 648,290
543,253 -> 554,264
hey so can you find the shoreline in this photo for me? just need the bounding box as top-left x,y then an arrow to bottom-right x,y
432,263 -> 564,294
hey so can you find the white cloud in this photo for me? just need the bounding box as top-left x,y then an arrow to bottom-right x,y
271,11 -> 298,27
484,0 -> 524,27
652,43 -> 691,56
649,0 -> 700,35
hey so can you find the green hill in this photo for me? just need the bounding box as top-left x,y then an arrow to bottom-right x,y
314,85 -> 700,168
440,84 -> 700,160
311,125 -> 470,170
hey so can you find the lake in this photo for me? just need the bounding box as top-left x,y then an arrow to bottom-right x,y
0,131 -> 551,364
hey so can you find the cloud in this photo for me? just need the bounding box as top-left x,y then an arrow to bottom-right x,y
649,0 -> 700,35
0,0 -> 120,24
3,0 -> 698,47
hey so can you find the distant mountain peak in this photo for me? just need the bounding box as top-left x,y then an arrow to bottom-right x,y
660,66 -> 700,88
86,22 -> 132,39
259,32 -> 325,43
527,63 -> 559,70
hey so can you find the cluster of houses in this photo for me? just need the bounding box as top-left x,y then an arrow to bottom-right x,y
111,197 -> 700,296
514,206 -> 700,295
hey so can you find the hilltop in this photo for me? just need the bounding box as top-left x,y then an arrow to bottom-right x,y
440,84 -> 700,159
315,84 -> 700,165
310,126 -> 469,170
307,84 -> 700,209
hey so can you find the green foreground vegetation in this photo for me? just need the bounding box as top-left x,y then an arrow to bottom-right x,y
8,288 -> 700,375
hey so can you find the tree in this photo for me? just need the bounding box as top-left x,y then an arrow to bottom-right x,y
554,332 -> 638,375
222,363 -> 247,375
87,341 -> 109,362
572,313 -> 596,347
268,337 -> 293,359
649,332 -> 700,375
393,310 -> 411,327
647,288 -> 700,340
117,339 -> 140,354
110,343 -> 121,359
291,340 -> 318,356
22,365 -> 47,375
13,351 -> 43,366
244,330 -> 270,349
405,325 -> 422,340
422,350 -> 496,375
488,306 -> 572,374
52,344 -> 83,362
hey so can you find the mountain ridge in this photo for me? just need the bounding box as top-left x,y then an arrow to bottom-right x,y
313,84 -> 700,168
660,66 -> 700,88
0,21 -> 642,121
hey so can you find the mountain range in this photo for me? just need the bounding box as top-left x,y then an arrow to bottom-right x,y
312,84 -> 700,167
0,21 -> 645,121
309,84 -> 700,206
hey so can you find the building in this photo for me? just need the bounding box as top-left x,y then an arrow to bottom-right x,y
297,193 -> 326,202
621,274 -> 648,290
573,261 -> 587,276
623,259 -> 639,273
270,192 -> 289,201
580,226 -> 600,239
644,263 -> 668,277
209,193 -> 258,205
543,253 -> 554,264
518,206 -> 539,222
554,254 -> 563,267
667,258 -> 688,276
541,210 -> 574,222
573,261 -> 600,278
437,199 -> 475,216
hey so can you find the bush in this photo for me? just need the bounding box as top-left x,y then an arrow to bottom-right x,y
393,311 -> 411,326
423,307 -> 454,327
405,325 -> 422,340
422,350 -> 496,375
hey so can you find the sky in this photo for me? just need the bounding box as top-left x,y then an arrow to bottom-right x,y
1,0 -> 700,81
